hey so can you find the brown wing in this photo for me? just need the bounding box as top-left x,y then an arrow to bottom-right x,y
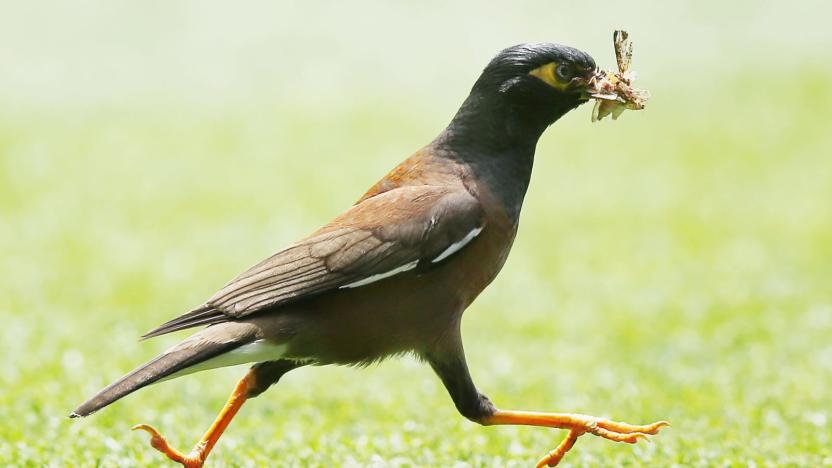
142,185 -> 484,338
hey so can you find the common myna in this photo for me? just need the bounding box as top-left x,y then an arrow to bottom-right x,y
72,42 -> 667,467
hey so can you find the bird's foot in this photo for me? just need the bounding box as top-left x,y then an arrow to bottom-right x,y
535,416 -> 668,467
131,371 -> 254,467
132,424 -> 207,468
485,410 -> 669,467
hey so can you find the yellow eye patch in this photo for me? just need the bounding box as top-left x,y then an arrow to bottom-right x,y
528,62 -> 570,91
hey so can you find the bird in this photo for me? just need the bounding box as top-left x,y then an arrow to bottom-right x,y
71,42 -> 668,467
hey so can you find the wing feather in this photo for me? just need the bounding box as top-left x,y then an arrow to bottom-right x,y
141,185 -> 484,338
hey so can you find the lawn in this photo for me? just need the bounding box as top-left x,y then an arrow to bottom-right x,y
2,4 -> 832,467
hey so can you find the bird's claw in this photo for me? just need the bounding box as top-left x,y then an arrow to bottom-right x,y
595,418 -> 670,435
536,417 -> 669,467
132,423 -> 205,468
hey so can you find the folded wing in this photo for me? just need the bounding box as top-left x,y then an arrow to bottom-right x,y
142,185 -> 484,338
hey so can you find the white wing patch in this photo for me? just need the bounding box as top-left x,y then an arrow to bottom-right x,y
432,226 -> 483,263
340,260 -> 420,289
338,225 -> 483,289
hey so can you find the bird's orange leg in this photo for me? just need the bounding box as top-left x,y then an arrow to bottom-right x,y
483,410 -> 669,467
132,370 -> 256,468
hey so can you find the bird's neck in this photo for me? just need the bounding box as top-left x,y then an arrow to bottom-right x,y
438,92 -> 550,154
432,94 -> 551,219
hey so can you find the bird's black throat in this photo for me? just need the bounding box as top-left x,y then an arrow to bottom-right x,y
434,84 -> 585,219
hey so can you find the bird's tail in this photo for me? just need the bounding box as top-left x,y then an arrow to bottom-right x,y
70,322 -> 258,418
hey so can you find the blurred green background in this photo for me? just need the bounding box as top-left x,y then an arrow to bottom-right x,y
2,1 -> 831,466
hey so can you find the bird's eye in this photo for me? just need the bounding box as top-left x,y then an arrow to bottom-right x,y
556,63 -> 574,81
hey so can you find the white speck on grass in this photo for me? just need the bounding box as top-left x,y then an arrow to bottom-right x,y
804,411 -> 828,427
103,437 -> 122,452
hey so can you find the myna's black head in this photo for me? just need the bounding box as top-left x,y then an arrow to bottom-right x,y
444,43 -> 598,151
474,43 -> 598,127
477,43 -> 596,104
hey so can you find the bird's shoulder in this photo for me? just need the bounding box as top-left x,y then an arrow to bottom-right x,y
356,146 -> 470,203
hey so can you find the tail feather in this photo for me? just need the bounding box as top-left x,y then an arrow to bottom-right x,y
140,304 -> 227,340
70,323 -> 256,418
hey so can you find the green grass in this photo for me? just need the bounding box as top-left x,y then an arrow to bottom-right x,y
2,57 -> 832,468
